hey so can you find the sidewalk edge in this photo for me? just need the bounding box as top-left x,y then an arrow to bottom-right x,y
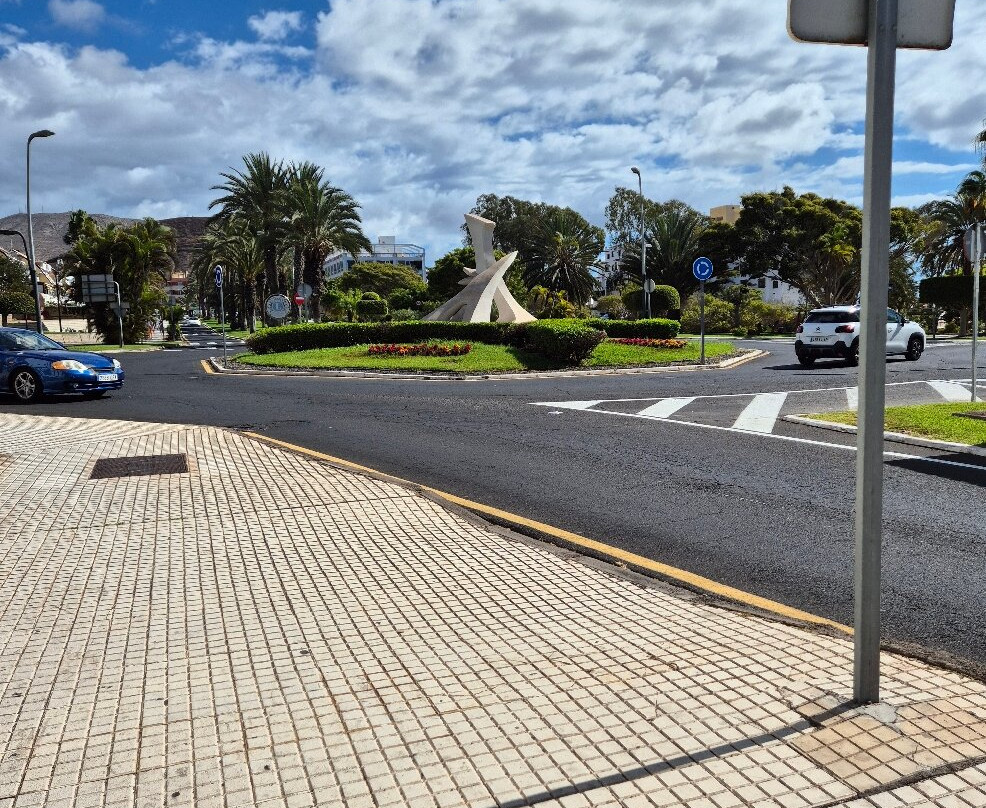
239,430 -> 852,638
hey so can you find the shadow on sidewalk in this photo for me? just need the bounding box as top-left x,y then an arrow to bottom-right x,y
490,702 -> 856,808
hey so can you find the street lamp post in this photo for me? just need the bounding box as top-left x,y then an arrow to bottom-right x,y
630,166 -> 651,319
27,129 -> 55,333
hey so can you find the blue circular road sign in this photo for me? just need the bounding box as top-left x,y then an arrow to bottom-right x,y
692,256 -> 714,281
214,265 -> 223,287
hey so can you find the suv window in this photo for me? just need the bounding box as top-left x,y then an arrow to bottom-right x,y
804,311 -> 860,324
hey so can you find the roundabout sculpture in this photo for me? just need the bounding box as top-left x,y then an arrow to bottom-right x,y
423,214 -> 536,323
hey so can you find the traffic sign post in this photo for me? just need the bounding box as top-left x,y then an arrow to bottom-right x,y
789,0 -> 954,705
215,265 -> 227,365
693,257 -> 714,365
966,226 -> 982,402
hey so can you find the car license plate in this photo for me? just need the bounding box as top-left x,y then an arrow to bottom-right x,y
809,336 -> 829,343
97,372 -> 117,382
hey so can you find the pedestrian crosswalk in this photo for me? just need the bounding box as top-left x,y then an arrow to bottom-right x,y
533,379 -> 983,436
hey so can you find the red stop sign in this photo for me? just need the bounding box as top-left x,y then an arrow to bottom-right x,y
293,295 -> 304,305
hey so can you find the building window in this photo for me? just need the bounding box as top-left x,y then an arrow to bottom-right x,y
772,280 -> 779,289
757,278 -> 766,289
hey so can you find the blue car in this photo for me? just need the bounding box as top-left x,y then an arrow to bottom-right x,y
0,327 -> 124,402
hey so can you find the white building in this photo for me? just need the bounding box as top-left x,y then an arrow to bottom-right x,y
324,236 -> 426,282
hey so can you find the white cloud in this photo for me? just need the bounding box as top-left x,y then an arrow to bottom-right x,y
48,0 -> 106,32
247,10 -> 304,42
0,0 -> 984,264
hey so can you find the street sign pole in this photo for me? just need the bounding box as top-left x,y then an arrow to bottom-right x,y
700,281 -> 706,365
215,265 -> 227,366
973,225 -> 981,403
113,281 -> 124,348
853,0 -> 899,705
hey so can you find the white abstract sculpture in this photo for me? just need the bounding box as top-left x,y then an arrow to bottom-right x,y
423,214 -> 536,323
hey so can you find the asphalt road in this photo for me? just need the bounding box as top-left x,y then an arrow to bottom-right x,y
4,335 -> 985,672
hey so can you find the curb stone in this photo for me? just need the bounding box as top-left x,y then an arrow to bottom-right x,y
784,414 -> 986,458
204,348 -> 768,381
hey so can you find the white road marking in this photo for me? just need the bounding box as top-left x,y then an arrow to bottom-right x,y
584,406 -> 986,473
731,392 -> 788,433
533,400 -> 602,411
928,380 -> 973,402
846,386 -> 858,410
636,397 -> 695,418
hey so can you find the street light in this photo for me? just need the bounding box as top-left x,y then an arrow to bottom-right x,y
630,166 -> 651,319
27,129 -> 55,333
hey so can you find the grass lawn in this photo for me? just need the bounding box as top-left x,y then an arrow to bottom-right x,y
201,319 -> 252,340
811,402 -> 986,447
235,340 -> 738,373
71,343 -> 160,352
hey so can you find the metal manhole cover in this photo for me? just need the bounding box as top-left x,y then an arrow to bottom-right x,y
90,453 -> 189,479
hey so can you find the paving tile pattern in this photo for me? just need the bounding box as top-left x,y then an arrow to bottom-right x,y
1,413 -> 985,808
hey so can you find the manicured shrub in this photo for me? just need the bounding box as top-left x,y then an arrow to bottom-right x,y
583,318 -> 681,338
356,292 -> 388,322
245,321 -> 519,354
649,285 -> 681,317
521,319 -> 604,365
680,294 -> 733,333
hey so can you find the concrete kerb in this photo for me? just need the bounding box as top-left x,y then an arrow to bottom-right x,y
785,414 -> 986,458
205,348 -> 768,381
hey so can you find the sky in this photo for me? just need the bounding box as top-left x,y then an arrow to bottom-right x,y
1,0 -> 984,263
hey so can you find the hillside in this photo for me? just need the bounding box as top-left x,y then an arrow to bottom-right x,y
0,212 -> 209,276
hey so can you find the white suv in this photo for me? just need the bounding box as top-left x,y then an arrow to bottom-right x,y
795,305 -> 925,366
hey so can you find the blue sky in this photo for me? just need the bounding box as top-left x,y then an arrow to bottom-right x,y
1,0 -> 984,263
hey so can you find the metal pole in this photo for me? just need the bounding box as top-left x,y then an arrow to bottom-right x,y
26,135 -> 47,333
219,279 -> 227,365
854,0 -> 898,705
113,281 -> 124,348
700,280 -> 706,364
55,258 -> 64,333
973,224 -> 981,402
631,167 -> 650,319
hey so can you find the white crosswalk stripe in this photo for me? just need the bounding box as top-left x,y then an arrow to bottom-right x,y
731,392 -> 788,433
637,397 -> 695,418
846,386 -> 858,410
927,380 -> 972,402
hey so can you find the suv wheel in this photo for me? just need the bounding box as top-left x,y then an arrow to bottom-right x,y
797,352 -> 815,367
905,335 -> 923,361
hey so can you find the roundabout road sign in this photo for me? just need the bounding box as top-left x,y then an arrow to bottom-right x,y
692,257 -> 714,281
265,294 -> 291,320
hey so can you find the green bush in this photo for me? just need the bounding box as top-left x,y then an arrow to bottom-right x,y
621,286 -> 645,318
245,320 -> 521,354
388,309 -> 420,321
595,295 -> 628,319
649,285 -> 680,317
680,294 -> 733,333
583,318 -> 681,338
521,319 -> 604,365
356,292 -> 388,322
740,299 -> 799,335
731,327 -> 749,338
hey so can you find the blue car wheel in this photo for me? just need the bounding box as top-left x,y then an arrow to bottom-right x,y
11,368 -> 43,402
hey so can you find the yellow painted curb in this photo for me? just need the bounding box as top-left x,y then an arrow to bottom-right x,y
201,359 -> 216,374
243,432 -> 853,636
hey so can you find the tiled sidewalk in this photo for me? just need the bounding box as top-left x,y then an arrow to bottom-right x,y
0,413 -> 984,808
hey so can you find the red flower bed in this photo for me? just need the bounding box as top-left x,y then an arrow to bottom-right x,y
367,343 -> 472,357
608,337 -> 687,349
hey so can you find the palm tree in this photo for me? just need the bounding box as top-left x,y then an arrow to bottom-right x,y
210,153 -> 289,310
917,170 -> 986,335
521,209 -> 603,306
283,161 -> 370,322
194,217 -> 264,332
976,123 -> 986,166
644,201 -> 707,295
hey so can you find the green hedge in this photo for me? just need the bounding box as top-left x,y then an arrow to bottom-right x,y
521,319 -> 604,364
245,321 -> 521,354
245,317 -> 672,363
920,275 -> 982,310
585,318 -> 681,338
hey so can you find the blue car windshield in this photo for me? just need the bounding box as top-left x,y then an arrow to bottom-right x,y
0,331 -> 64,351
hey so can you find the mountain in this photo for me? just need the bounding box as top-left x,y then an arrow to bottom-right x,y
0,212 -> 209,276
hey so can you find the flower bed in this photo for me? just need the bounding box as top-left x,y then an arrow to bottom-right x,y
367,343 -> 472,357
607,337 -> 686,349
